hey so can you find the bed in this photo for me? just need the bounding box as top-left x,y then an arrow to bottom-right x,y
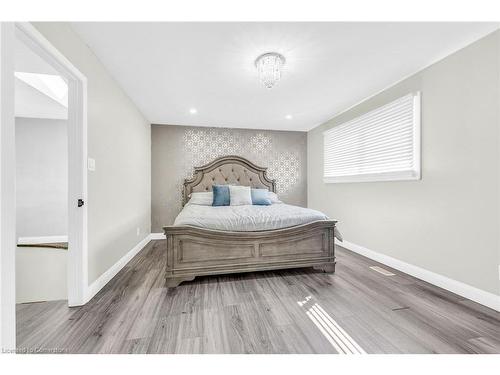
163,155 -> 339,287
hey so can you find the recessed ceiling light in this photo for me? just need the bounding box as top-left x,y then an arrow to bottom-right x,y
285,114 -> 293,120
189,108 -> 197,114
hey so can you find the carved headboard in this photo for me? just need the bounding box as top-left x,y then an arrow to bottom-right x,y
183,155 -> 276,205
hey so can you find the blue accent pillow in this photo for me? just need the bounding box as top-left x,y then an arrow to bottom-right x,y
251,188 -> 272,205
212,185 -> 230,206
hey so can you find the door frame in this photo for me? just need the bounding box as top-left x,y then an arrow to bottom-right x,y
1,22 -> 17,352
15,22 -> 88,307
1,21 -> 88,351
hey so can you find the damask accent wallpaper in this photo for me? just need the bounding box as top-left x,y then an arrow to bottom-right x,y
151,124 -> 307,231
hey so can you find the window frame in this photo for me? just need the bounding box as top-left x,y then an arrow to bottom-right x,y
323,92 -> 421,184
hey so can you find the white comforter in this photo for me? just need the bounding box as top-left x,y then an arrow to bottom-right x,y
174,202 -> 334,233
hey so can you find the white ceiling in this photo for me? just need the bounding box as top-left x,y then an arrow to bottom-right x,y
14,38 -> 68,120
15,38 -> 59,75
71,22 -> 498,131
15,79 -> 68,120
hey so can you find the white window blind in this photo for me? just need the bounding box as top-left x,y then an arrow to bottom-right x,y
323,92 -> 421,183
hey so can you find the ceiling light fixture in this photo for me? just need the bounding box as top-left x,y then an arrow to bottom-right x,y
285,114 -> 293,120
255,52 -> 285,89
189,108 -> 197,114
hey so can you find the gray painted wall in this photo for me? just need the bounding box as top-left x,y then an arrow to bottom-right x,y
151,125 -> 307,232
308,31 -> 500,296
34,23 -> 151,284
16,117 -> 67,238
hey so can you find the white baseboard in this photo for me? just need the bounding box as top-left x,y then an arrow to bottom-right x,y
150,232 -> 166,240
80,234 -> 500,312
337,239 -> 500,312
84,234 -> 153,303
17,235 -> 68,245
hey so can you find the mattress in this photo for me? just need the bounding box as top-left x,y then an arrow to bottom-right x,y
174,202 -> 342,239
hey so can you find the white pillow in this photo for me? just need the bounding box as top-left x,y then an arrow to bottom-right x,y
229,185 -> 252,206
188,191 -> 213,205
268,192 -> 282,204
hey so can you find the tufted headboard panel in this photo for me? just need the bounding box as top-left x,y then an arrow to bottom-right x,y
183,155 -> 276,205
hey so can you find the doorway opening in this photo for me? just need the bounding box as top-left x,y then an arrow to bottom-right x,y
13,23 -> 88,310
15,39 -> 70,303
1,23 -> 87,349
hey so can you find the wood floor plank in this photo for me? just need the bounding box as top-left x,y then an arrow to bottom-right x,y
16,241 -> 500,354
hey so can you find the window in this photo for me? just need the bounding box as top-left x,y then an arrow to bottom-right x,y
323,92 -> 421,183
15,72 -> 68,107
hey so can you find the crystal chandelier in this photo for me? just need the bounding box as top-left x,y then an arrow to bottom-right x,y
255,52 -> 285,89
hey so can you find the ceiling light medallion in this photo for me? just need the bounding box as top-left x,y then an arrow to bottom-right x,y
255,52 -> 285,89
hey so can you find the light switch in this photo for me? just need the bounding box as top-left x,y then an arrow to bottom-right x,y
87,157 -> 96,171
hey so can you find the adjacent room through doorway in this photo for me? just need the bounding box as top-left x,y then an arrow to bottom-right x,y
14,37 -> 69,304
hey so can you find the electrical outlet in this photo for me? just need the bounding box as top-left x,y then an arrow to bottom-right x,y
136,227 -> 140,236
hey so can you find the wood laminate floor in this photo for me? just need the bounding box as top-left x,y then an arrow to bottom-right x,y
16,240 -> 500,354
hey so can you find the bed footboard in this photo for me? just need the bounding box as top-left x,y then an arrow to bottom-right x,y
162,220 -> 337,287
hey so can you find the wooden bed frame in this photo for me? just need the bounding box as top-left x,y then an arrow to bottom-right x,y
163,156 -> 337,287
